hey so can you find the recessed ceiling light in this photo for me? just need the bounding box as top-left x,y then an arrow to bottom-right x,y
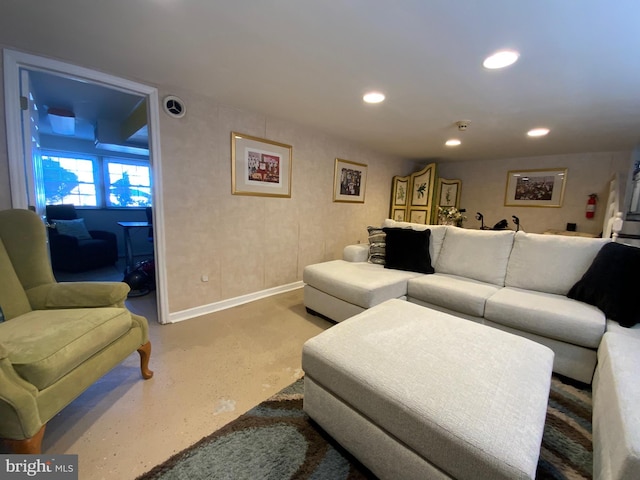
527,128 -> 550,137
483,50 -> 520,69
445,139 -> 461,146
363,92 -> 385,104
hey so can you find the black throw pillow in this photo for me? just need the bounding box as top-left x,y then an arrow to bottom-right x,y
567,242 -> 640,327
382,227 -> 434,274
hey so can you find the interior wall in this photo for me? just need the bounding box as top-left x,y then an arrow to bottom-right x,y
156,87 -> 412,313
437,151 -> 632,234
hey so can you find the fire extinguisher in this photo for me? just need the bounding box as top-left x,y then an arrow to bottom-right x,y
586,194 -> 597,219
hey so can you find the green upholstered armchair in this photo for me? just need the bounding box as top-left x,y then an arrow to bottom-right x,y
0,208 -> 153,454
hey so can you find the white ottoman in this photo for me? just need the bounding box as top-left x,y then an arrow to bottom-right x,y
302,299 -> 554,480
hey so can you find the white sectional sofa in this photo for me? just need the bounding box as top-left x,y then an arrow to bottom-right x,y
304,219 -> 609,384
304,218 -> 640,480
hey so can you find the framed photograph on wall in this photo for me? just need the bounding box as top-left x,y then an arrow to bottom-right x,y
437,178 -> 461,208
504,168 -> 567,207
333,158 -> 367,203
231,132 -> 293,197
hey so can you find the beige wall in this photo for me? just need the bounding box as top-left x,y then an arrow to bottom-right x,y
437,151 -> 632,234
137,88 -> 414,313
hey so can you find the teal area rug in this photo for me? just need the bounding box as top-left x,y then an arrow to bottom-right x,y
137,375 -> 592,479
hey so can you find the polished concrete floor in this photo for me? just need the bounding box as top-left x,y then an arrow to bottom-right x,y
41,288 -> 331,479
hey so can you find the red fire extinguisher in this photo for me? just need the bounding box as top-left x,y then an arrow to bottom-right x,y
586,194 -> 597,219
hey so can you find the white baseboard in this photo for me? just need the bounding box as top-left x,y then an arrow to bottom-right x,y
167,281 -> 304,323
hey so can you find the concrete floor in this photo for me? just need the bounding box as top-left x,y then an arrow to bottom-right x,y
41,288 -> 330,480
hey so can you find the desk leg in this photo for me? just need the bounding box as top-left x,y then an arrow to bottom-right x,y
123,227 -> 134,274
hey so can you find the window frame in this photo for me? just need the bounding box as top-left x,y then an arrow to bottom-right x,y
41,149 -> 152,209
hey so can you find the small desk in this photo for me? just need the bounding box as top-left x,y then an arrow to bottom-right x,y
117,221 -> 150,274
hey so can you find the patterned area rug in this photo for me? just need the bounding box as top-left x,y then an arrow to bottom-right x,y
137,375 -> 592,480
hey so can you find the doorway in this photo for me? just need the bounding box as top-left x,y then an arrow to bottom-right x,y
3,48 -> 169,324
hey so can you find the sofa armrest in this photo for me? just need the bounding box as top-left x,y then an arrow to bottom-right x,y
26,282 -> 130,310
343,244 -> 370,262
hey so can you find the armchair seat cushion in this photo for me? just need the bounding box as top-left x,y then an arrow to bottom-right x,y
1,308 -> 132,390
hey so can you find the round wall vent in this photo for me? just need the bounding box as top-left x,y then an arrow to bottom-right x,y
162,95 -> 186,118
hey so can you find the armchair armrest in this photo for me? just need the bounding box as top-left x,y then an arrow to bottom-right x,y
89,230 -> 117,242
343,244 -> 370,262
48,234 -> 80,248
0,344 -> 41,439
26,282 -> 130,310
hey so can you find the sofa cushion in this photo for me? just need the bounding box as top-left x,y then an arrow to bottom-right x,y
0,238 -> 32,320
505,232 -> 609,295
434,228 -> 514,286
485,287 -> 605,348
303,260 -> 421,309
383,219 -> 448,265
383,227 -> 434,274
1,307 -> 132,389
567,242 -> 640,327
407,273 -> 501,317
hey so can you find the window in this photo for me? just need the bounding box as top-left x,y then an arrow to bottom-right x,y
42,154 -> 98,206
105,158 -> 152,207
42,151 -> 151,208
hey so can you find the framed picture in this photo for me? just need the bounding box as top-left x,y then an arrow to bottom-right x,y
231,132 -> 292,197
504,168 -> 567,207
437,178 -> 461,208
392,176 -> 409,206
411,168 -> 432,206
409,209 -> 429,224
392,208 -> 406,222
333,158 -> 367,203
389,175 -> 409,218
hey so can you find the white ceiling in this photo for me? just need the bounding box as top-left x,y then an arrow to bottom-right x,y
1,0 -> 639,161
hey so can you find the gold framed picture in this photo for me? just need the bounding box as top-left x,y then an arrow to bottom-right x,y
437,178 -> 461,208
333,158 -> 367,203
231,132 -> 292,197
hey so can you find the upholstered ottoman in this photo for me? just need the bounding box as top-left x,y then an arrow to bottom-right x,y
302,299 -> 554,480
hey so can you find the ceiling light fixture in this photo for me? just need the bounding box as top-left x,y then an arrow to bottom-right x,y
483,50 -> 520,69
527,127 -> 550,137
363,92 -> 385,104
445,139 -> 461,146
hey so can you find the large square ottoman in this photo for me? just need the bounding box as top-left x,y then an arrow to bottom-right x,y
302,299 -> 554,480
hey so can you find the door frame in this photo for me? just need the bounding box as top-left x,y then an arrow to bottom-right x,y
3,48 -> 169,324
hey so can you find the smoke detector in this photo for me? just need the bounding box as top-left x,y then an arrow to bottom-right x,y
455,120 -> 471,131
